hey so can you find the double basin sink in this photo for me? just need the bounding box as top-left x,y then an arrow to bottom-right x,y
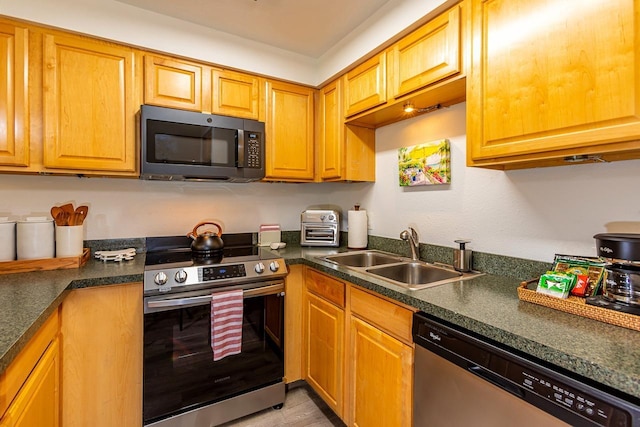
320,250 -> 482,290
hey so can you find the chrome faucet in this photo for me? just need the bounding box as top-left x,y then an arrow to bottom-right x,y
400,227 -> 420,261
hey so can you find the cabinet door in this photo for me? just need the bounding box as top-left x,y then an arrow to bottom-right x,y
349,317 -> 412,427
212,69 -> 260,119
387,4 -> 462,99
467,0 -> 640,168
284,265 -> 304,383
305,292 -> 344,416
43,33 -> 139,174
344,53 -> 386,117
144,55 -> 204,111
60,283 -> 142,427
0,23 -> 28,167
0,340 -> 59,427
318,79 -> 343,180
264,80 -> 315,181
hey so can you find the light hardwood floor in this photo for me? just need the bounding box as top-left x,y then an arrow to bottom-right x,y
219,382 -> 345,427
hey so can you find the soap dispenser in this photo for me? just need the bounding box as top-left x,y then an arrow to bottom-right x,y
454,239 -> 472,272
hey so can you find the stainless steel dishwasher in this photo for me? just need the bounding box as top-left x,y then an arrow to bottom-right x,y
413,312 -> 640,427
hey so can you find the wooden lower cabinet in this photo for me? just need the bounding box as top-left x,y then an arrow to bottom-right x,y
348,317 -> 412,427
284,264 -> 304,383
0,340 -> 59,427
60,282 -> 142,427
302,268 -> 415,426
305,291 -> 345,416
0,311 -> 60,427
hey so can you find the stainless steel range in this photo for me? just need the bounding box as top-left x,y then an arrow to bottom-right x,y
143,233 -> 288,427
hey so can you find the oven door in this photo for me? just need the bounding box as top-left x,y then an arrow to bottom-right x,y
143,282 -> 285,425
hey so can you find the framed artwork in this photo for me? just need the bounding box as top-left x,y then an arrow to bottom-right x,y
398,139 -> 451,186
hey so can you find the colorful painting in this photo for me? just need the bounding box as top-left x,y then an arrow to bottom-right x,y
398,139 -> 451,186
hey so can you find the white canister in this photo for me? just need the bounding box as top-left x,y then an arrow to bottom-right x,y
55,225 -> 84,258
16,217 -> 55,260
0,218 -> 16,261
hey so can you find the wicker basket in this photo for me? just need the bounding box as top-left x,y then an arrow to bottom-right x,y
518,279 -> 640,332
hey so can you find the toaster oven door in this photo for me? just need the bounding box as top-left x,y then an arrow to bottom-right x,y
301,223 -> 338,246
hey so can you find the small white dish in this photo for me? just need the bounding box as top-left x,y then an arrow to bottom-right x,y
270,242 -> 286,250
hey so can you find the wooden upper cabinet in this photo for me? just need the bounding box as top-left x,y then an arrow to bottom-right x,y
43,33 -> 139,175
467,0 -> 640,169
144,55 -> 204,111
343,52 -> 386,117
211,69 -> 260,119
317,79 -> 343,180
317,79 -> 375,182
0,23 -> 29,167
264,80 -> 315,181
387,4 -> 462,99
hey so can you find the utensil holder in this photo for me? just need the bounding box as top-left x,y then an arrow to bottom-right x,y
55,225 -> 84,258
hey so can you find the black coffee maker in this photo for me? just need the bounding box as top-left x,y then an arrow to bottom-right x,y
587,233 -> 640,314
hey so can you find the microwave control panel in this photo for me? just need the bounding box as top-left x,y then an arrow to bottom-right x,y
246,133 -> 261,168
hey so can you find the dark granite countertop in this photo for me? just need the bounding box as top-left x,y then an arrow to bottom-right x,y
0,256 -> 145,374
1,244 -> 639,403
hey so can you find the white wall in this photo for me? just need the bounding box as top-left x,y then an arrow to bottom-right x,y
0,176 -> 370,240
363,102 -> 640,262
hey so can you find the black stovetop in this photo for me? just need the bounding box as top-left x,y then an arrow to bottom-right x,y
144,233 -> 261,267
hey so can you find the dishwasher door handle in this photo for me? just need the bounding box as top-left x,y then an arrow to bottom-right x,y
468,365 -> 525,399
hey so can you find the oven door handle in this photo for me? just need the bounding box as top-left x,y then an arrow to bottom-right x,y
147,283 -> 285,308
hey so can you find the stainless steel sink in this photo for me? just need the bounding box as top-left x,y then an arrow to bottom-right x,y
320,250 -> 483,290
366,262 -> 466,290
322,250 -> 404,267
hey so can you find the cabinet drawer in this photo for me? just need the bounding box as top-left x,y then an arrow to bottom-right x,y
350,286 -> 413,345
306,269 -> 345,308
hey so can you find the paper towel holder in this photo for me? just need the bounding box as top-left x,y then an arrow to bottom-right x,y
348,204 -> 368,249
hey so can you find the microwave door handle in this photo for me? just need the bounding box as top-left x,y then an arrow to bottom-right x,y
237,129 -> 245,167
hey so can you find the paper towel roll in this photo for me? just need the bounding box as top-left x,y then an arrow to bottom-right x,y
348,209 -> 368,249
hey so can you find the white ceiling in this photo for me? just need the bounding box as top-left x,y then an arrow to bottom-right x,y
114,0 -> 394,58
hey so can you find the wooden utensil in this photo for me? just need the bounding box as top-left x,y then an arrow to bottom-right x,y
74,206 -> 89,225
60,203 -> 75,216
56,211 -> 70,226
51,207 -> 64,226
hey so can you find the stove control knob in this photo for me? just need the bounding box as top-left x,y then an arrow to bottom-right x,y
154,272 -> 168,286
174,269 -> 188,283
254,262 -> 265,274
269,261 -> 280,272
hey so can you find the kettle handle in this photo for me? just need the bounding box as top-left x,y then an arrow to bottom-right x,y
188,222 -> 222,239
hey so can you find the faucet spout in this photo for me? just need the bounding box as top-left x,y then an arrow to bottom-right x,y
400,227 -> 420,261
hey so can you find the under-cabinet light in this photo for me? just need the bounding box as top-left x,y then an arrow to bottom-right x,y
403,102 -> 442,114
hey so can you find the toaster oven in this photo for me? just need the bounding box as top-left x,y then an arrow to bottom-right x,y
300,210 -> 340,247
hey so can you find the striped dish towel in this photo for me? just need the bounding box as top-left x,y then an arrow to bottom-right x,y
210,289 -> 244,361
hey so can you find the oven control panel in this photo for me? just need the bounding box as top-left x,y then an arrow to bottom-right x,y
200,264 -> 246,281
143,258 -> 287,294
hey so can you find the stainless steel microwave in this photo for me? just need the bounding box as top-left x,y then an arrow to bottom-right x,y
140,105 -> 265,182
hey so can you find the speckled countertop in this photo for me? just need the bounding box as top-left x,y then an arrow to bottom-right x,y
1,244 -> 639,402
